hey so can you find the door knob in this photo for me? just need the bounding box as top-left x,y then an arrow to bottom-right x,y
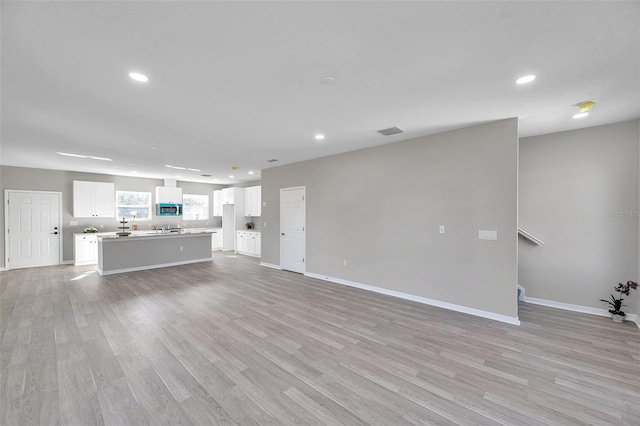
54,227 -> 58,230
281,233 -> 285,236
51,232 -> 58,235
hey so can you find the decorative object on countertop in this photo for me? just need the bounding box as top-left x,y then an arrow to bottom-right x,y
83,226 -> 98,233
117,217 -> 131,237
246,221 -> 254,229
600,280 -> 637,322
131,212 -> 138,230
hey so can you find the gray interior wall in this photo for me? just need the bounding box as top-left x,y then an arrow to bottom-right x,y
0,166 -> 224,266
636,119 -> 640,318
262,119 -> 519,319
519,120 -> 639,312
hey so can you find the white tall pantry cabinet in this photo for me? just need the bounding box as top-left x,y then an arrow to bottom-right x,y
221,189 -> 244,251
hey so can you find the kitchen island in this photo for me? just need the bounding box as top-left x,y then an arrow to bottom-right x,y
97,230 -> 213,275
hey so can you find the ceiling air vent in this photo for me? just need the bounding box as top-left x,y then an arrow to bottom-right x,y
200,174 -> 212,177
266,159 -> 278,163
377,126 -> 404,136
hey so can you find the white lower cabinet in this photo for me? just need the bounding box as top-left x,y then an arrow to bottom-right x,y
236,230 -> 260,257
74,234 -> 98,265
211,228 -> 223,250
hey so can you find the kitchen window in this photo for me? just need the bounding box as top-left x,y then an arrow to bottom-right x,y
183,194 -> 209,220
115,190 -> 152,220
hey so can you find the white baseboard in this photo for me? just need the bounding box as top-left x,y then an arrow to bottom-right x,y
304,272 -> 520,326
62,260 -> 74,265
260,262 -> 282,270
98,257 -> 212,276
625,313 -> 640,329
0,267 -> 6,272
523,296 -> 610,317
524,296 -> 640,330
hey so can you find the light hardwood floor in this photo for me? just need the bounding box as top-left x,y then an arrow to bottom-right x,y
1,252 -> 639,425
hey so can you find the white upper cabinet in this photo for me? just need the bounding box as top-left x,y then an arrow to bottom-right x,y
221,187 -> 243,205
213,190 -> 223,216
243,186 -> 261,217
73,181 -> 115,218
155,186 -> 183,204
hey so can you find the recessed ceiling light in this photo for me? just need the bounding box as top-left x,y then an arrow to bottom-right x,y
187,168 -> 201,172
88,156 -> 112,161
315,134 -> 325,140
516,75 -> 536,85
57,152 -> 86,158
572,112 -> 589,119
129,72 -> 149,82
229,175 -> 234,178
248,171 -> 254,175
320,76 -> 336,85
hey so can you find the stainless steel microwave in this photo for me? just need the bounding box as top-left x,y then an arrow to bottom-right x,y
157,203 -> 183,216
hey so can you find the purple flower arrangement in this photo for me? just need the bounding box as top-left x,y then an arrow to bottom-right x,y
600,281 -> 638,316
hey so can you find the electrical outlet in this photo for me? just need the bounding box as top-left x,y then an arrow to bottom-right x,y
264,222 -> 267,227
262,202 -> 267,208
179,246 -> 183,251
343,259 -> 348,266
439,225 -> 445,234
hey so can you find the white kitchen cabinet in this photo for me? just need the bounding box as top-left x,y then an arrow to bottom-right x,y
155,186 -> 183,204
74,234 -> 98,265
73,181 -> 115,218
222,187 -> 243,205
211,228 -> 223,250
213,190 -> 223,216
236,231 -> 247,253
236,230 -> 260,257
243,186 -> 261,217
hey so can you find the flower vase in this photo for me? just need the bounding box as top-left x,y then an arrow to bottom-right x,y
610,312 -> 625,323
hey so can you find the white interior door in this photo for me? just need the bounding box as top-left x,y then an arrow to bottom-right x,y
6,191 -> 62,269
280,187 -> 305,273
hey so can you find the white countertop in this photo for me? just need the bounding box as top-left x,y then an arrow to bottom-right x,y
98,229 -> 214,242
75,227 -> 221,238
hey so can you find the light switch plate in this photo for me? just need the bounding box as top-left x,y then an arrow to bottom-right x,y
439,226 -> 445,234
262,202 -> 267,207
478,230 -> 498,240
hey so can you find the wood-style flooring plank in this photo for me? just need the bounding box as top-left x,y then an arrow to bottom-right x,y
1,252 -> 639,425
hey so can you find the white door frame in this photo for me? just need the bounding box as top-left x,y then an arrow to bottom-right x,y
279,186 -> 306,273
4,189 -> 64,271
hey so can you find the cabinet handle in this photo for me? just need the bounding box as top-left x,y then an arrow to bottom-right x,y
51,232 -> 58,235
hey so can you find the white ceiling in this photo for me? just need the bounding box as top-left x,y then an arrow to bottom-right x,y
2,1 -> 639,184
